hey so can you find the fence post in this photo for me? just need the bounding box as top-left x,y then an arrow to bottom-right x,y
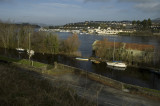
121,82 -> 124,91
54,62 -> 57,69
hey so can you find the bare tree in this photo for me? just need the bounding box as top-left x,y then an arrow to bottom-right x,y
60,33 -> 80,54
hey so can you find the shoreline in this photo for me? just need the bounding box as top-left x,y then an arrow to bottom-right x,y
0,48 -> 159,73
89,56 -> 160,73
0,55 -> 160,100
1,61 -> 160,105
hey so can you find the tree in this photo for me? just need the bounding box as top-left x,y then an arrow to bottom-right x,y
95,39 -> 107,58
31,32 -> 46,53
60,34 -> 80,54
0,22 -> 8,51
136,20 -> 141,26
17,26 -> 26,48
141,19 -> 148,29
0,22 -> 17,53
132,20 -> 136,25
148,18 -> 152,27
134,19 -> 152,30
45,33 -> 59,54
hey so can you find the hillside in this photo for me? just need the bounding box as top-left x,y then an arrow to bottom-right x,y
152,18 -> 160,23
0,63 -> 93,106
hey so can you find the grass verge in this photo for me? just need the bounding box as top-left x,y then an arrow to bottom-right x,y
0,63 -> 94,106
0,55 -> 46,68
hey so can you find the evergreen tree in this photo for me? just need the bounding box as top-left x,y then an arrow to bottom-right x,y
148,18 -> 152,27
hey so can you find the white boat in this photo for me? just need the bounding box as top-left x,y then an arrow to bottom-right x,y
107,65 -> 126,71
107,61 -> 127,68
76,57 -> 89,61
106,38 -> 127,68
16,48 -> 25,52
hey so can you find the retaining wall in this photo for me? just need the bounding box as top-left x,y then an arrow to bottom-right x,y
56,63 -> 160,98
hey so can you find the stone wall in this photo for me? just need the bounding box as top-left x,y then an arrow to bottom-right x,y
56,63 -> 160,98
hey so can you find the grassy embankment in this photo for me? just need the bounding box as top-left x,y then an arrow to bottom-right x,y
0,56 -> 94,106
0,55 -> 46,68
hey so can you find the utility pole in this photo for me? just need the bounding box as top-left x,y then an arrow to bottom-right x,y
27,32 -> 34,66
28,32 -> 31,65
113,38 -> 115,61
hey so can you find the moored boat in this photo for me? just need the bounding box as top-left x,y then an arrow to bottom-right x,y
107,65 -> 126,71
76,57 -> 89,61
16,48 -> 25,52
91,60 -> 100,64
106,38 -> 127,68
106,61 -> 127,68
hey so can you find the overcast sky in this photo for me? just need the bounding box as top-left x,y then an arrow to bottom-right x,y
0,0 -> 160,25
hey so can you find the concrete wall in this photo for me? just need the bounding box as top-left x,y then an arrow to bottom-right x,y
56,63 -> 160,98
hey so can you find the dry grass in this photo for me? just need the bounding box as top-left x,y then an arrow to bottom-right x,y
0,63 -> 94,106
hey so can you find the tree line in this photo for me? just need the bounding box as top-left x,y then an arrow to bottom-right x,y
132,18 -> 152,30
0,22 -> 80,55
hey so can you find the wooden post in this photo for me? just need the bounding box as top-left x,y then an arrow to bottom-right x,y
29,32 -> 31,65
32,61 -> 33,66
113,38 -> 115,61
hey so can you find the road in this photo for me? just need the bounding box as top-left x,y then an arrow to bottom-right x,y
42,73 -> 160,106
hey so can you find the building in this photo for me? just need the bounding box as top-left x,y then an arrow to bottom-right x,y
92,39 -> 154,57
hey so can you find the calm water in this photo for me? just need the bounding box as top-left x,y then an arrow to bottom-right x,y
0,32 -> 160,90
56,32 -> 160,57
55,32 -> 160,90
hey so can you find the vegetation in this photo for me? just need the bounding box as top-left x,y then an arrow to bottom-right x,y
0,22 -> 32,51
30,32 -> 59,54
0,55 -> 46,68
63,21 -> 100,29
93,39 -> 155,66
60,34 -> 80,55
132,18 -> 152,30
0,21 -> 80,56
0,63 -> 94,106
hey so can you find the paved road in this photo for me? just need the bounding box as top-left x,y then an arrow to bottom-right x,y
43,73 -> 160,106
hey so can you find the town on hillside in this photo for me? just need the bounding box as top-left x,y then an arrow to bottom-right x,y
39,19 -> 160,35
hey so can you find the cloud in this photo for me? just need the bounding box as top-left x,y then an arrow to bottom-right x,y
117,0 -> 160,17
118,0 -> 153,3
38,2 -> 81,9
84,0 -> 158,3
84,0 -> 111,3
0,0 -> 12,2
135,2 -> 160,13
0,0 -> 14,3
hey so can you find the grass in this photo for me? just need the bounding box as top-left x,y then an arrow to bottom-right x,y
0,55 -> 18,62
0,63 -> 94,106
18,59 -> 46,68
0,55 -> 46,68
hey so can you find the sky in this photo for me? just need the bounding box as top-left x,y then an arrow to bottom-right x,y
0,0 -> 160,25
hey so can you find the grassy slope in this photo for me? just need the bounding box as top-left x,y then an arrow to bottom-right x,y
0,63 -> 94,106
0,55 -> 46,68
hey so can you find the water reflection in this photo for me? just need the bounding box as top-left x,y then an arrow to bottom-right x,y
106,66 -> 126,71
0,45 -> 160,91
